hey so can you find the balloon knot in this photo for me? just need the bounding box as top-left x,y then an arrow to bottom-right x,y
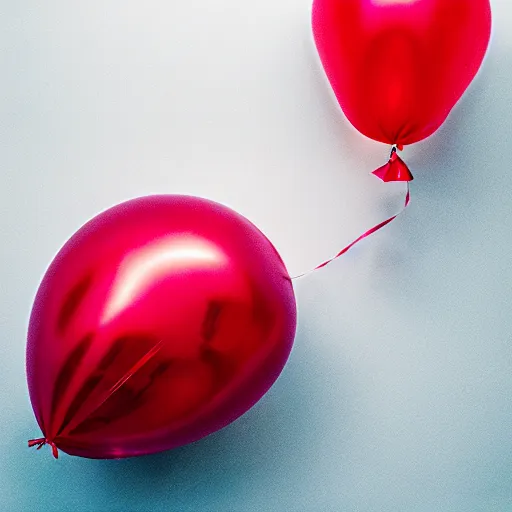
28,437 -> 59,459
372,147 -> 413,182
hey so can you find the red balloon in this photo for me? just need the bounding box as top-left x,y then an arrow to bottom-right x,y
27,196 -> 296,459
312,0 -> 492,148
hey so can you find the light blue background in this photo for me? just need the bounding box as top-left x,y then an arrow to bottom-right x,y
1,0 -> 512,510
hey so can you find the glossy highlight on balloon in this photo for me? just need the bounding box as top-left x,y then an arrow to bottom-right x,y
26,196 -> 297,459
312,0 -> 492,147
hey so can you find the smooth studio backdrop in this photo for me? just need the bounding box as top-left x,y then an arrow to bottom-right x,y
1,0 -> 512,510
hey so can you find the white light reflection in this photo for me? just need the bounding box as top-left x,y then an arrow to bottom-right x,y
102,236 -> 226,324
372,0 -> 420,4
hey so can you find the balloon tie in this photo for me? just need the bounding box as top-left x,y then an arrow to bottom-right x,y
28,437 -> 59,459
291,181 -> 410,279
373,145 -> 413,182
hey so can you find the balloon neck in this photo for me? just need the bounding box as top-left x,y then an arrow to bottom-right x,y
28,437 -> 59,459
372,146 -> 413,182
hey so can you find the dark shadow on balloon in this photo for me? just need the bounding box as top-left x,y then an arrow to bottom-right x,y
90,315 -> 355,506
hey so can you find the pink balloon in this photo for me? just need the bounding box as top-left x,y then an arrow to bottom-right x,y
313,0 -> 492,147
27,196 -> 296,459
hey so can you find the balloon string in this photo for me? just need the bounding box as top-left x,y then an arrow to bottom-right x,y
292,182 -> 410,279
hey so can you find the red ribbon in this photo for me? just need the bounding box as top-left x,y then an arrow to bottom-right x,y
292,180 -> 410,279
28,438 -> 59,459
373,145 -> 414,183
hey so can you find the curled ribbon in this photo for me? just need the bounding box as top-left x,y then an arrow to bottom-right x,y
292,179 -> 410,279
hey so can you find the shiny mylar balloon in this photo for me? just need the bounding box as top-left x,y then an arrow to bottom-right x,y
312,0 -> 492,180
27,196 -> 296,459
